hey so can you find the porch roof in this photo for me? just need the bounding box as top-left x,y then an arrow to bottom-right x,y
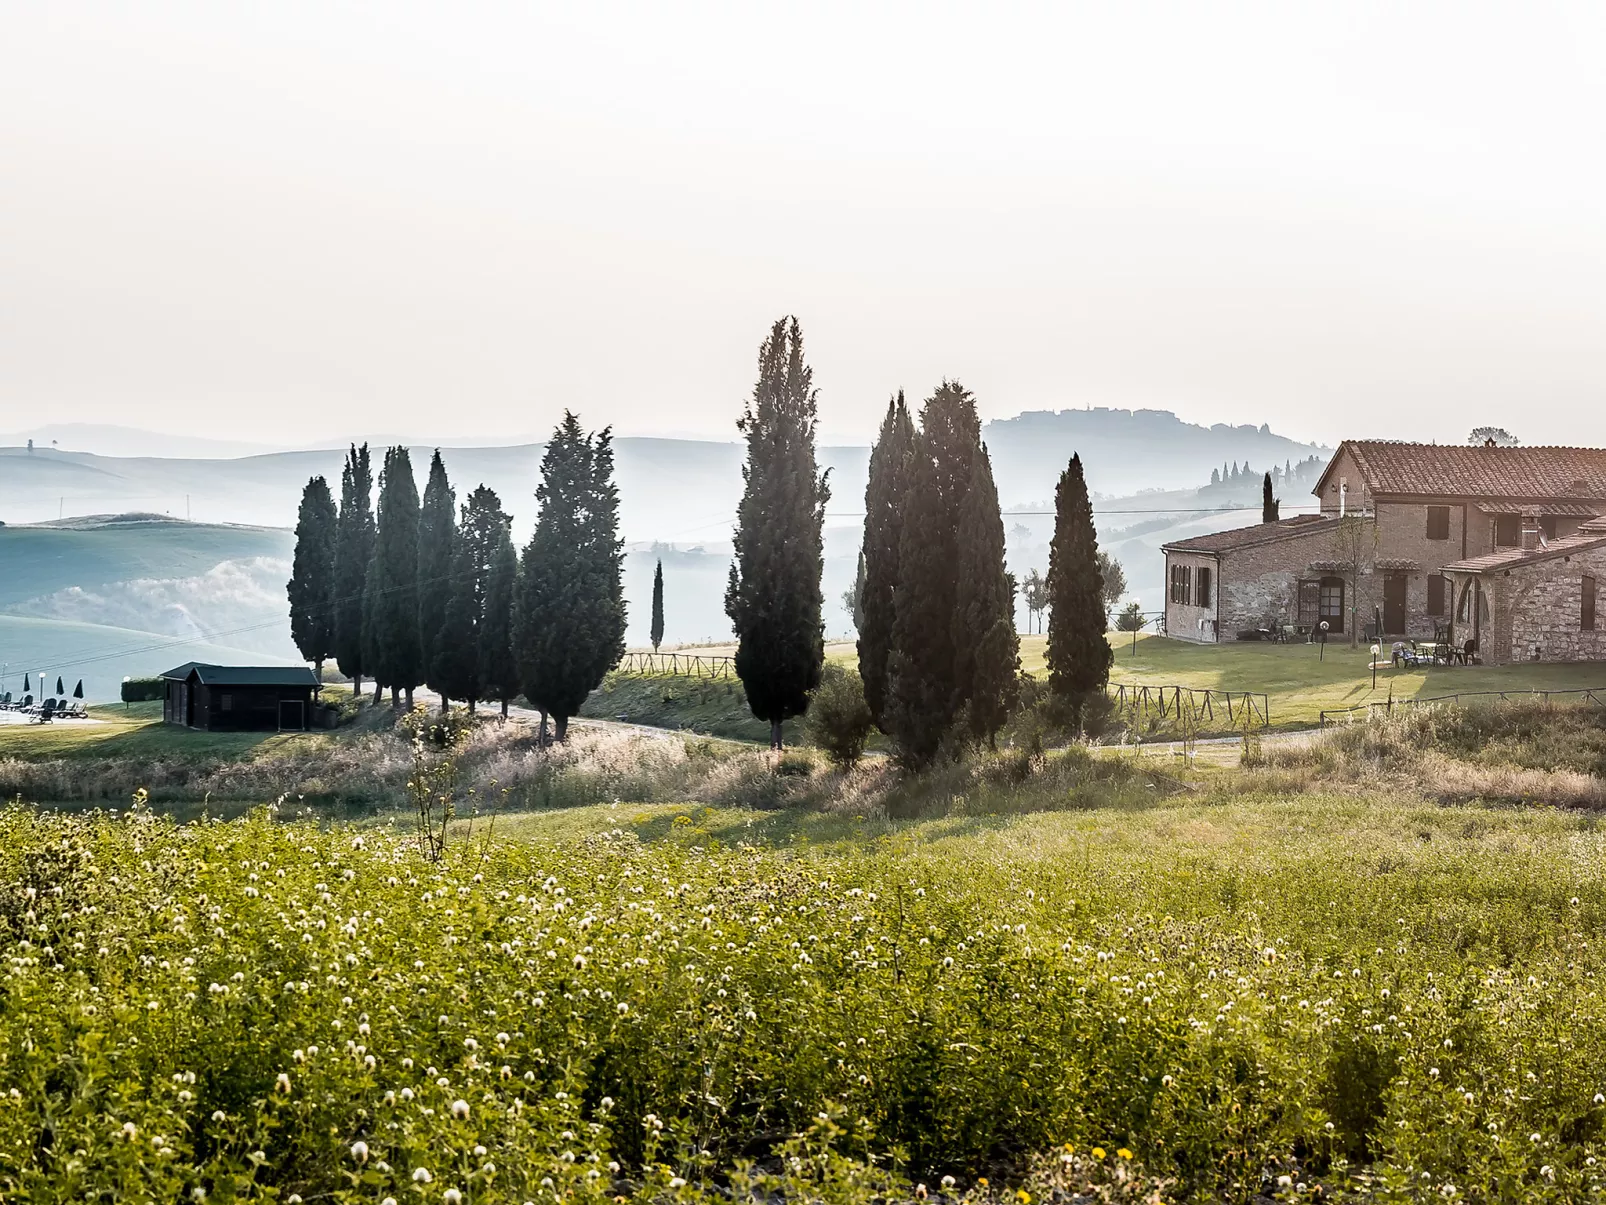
1161,513 -> 1335,554
1440,533 -> 1606,575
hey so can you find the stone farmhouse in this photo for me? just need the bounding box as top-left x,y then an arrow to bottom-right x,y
1161,440 -> 1606,662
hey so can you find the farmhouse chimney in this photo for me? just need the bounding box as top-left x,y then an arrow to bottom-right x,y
1521,514 -> 1541,551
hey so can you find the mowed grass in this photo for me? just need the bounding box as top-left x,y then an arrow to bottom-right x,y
0,700 -> 336,761
12,790 -> 1606,1201
1052,632 -> 1606,728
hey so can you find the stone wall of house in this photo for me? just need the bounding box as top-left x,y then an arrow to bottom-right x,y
1502,546 -> 1606,665
1371,500 -> 1469,639
1164,551 -> 1219,643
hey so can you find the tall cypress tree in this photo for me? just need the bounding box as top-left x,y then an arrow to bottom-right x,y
364,446 -> 424,710
650,558 -> 665,650
856,392 -> 915,729
417,450 -> 457,710
1045,453 -> 1113,721
1262,471 -> 1280,523
332,444 -> 375,702
724,316 -> 831,750
478,517 -> 520,719
434,485 -> 506,712
513,414 -> 627,741
884,441 -> 950,768
951,444 -> 1019,747
883,381 -> 981,764
287,475 -> 337,680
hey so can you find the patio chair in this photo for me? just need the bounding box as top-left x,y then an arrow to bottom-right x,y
1458,638 -> 1480,665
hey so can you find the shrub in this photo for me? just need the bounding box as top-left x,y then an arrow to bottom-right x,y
120,676 -> 164,703
804,663 -> 874,768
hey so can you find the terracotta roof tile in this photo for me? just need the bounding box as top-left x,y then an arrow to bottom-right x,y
1325,441 -> 1606,501
1162,513 -> 1335,554
1441,533 -> 1606,574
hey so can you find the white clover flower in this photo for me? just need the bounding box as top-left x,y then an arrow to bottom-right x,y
412,1167 -> 433,1184
444,1191 -> 463,1205
275,1073 -> 291,1094
351,1141 -> 369,1163
211,1110 -> 226,1122
451,1099 -> 470,1120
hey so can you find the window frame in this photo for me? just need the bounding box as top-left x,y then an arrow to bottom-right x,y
1318,575 -> 1346,633
1494,515 -> 1520,547
1426,505 -> 1451,541
1586,574 -> 1598,632
1196,566 -> 1213,608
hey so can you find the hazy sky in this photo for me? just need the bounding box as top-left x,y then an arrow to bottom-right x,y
4,1 -> 1605,449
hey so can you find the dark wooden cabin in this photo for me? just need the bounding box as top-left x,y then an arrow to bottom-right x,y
160,663 -> 321,732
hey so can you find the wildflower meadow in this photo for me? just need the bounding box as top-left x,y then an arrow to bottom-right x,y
5,791 -> 1606,1202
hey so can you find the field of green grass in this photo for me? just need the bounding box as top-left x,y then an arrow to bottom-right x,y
1054,632 -> 1606,729
9,781 -> 1606,1202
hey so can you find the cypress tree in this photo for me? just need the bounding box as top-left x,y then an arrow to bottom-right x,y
650,558 -> 665,651
513,413 -> 627,741
364,446 -> 424,710
1262,471 -> 1280,523
434,485 -> 506,712
417,450 -> 457,710
478,517 -> 520,718
856,393 -> 915,729
1045,453 -> 1113,721
884,381 -> 981,764
884,442 -> 951,768
332,444 -> 375,701
287,474 -> 337,679
724,317 -> 831,750
951,443 -> 1019,747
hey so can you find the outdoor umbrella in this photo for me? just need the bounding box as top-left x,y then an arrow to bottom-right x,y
55,676 -> 64,696
73,680 -> 84,699
22,674 -> 29,693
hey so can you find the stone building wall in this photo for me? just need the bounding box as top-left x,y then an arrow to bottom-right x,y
1164,551 -> 1219,643
1500,546 -> 1606,665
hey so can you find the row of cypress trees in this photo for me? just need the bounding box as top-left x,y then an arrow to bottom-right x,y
286,412 -> 626,736
722,317 -> 1113,764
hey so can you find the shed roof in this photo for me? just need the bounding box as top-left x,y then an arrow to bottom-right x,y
1162,513 -> 1336,555
1440,533 -> 1606,575
1315,441 -> 1606,502
160,663 -> 320,687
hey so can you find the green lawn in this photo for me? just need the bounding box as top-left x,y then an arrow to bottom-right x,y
1045,632 -> 1606,729
0,700 -> 337,761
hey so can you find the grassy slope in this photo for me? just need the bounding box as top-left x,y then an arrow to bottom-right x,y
605,633 -> 1606,739
0,518 -> 292,606
1088,631 -> 1606,727
0,700 -> 337,761
578,671 -> 804,744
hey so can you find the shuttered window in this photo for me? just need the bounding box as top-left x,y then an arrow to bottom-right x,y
1197,567 -> 1213,607
1170,564 -> 1193,605
1426,506 -> 1450,540
1426,574 -> 1447,616
1495,515 -> 1520,547
1586,575 -> 1598,631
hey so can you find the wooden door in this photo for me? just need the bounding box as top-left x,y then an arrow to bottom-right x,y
1383,573 -> 1407,635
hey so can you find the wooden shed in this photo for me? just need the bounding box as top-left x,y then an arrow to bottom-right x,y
160,663 -> 321,732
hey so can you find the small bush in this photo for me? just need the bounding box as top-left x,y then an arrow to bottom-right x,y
120,676 -> 164,703
804,664 -> 874,768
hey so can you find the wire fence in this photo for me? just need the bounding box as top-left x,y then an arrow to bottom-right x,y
1110,682 -> 1270,728
1319,686 -> 1606,727
616,652 -> 736,679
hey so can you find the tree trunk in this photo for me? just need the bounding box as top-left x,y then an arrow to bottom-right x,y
440,693 -> 449,715
539,711 -> 549,746
405,686 -> 414,711
771,718 -> 783,750
352,673 -> 363,702
314,657 -> 323,683
371,679 -> 382,706
500,698 -> 508,719
467,698 -> 476,715
555,713 -> 569,743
